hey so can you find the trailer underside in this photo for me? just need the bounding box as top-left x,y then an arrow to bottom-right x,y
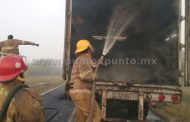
95,81 -> 181,121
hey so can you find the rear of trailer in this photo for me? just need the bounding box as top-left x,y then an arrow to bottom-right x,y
63,0 -> 190,121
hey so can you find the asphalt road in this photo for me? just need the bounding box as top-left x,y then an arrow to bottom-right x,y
42,85 -> 74,122
42,85 -> 164,122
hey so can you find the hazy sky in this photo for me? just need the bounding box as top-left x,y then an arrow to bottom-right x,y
0,0 -> 186,61
0,0 -> 66,60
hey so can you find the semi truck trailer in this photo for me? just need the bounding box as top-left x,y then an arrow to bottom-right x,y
63,0 -> 190,121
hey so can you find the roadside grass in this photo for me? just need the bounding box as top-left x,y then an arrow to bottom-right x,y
152,87 -> 190,121
25,75 -> 65,94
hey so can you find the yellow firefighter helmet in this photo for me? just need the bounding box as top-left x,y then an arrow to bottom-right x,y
75,40 -> 95,53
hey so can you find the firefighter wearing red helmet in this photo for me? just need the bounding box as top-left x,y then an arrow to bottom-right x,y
0,55 -> 45,122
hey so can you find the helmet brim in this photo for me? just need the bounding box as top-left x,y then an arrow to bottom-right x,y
0,70 -> 26,83
75,48 -> 87,54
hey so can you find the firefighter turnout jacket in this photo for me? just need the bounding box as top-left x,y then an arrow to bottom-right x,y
0,39 -> 36,54
0,80 -> 45,122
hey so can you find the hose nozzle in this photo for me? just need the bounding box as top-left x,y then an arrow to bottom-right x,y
97,55 -> 104,66
100,55 -> 104,60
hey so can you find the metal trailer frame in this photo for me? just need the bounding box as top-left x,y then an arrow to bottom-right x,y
63,0 -> 72,80
184,0 -> 190,86
63,0 -> 185,121
95,81 -> 182,121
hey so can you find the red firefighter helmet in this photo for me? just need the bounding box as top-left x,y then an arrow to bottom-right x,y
0,55 -> 27,82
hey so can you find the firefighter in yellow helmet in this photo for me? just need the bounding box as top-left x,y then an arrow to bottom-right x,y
0,55 -> 45,122
69,39 -> 101,122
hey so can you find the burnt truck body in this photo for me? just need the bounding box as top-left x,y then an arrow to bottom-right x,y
63,0 -> 190,121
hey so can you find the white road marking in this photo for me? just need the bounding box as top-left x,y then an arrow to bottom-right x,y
39,81 -> 49,85
41,84 -> 65,96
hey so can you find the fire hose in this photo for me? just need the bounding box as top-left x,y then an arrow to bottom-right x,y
44,107 -> 59,122
87,55 -> 104,122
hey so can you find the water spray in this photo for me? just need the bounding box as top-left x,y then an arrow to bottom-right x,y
102,0 -> 136,57
89,1 -> 137,121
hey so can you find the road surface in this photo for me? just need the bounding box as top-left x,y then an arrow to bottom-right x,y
42,84 -> 74,122
42,85 -> 164,122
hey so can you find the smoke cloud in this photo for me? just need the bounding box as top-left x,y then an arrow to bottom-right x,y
71,0 -> 179,85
